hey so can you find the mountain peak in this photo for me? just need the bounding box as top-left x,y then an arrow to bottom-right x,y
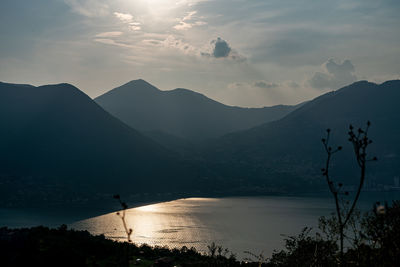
43,82 -> 80,91
95,81 -> 300,140
124,79 -> 159,90
96,79 -> 160,100
116,79 -> 161,93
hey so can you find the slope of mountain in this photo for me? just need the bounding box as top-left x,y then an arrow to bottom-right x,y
205,80 -> 400,189
2,80 -> 398,207
0,82 -> 211,207
95,79 -> 301,141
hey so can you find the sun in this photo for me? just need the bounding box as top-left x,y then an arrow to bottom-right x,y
125,0 -> 180,17
145,0 -> 180,10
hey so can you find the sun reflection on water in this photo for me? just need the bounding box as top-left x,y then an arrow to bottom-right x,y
70,196 -> 335,258
72,198 -> 220,252
135,204 -> 160,212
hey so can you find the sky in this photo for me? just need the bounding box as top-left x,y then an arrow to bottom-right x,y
0,0 -> 399,107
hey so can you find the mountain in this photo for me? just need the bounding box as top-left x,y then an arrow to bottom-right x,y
2,80 -> 398,207
205,80 -> 400,190
95,79 -> 301,141
0,82 -> 211,208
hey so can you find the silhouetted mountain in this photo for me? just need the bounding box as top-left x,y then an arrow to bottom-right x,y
205,80 -> 400,189
143,130 -> 202,160
0,82 -> 212,207
95,79 -> 301,141
1,80 -> 399,207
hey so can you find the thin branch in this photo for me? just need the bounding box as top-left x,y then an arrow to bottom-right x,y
113,194 -> 133,243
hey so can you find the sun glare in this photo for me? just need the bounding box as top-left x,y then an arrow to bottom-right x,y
138,0 -> 181,15
136,204 -> 160,212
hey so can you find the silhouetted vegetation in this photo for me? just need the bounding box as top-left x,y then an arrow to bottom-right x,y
267,122 -> 399,266
321,122 -> 376,264
0,226 -> 248,267
268,201 -> 400,267
113,194 -> 133,243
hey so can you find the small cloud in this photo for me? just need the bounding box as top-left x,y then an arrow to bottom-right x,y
114,12 -> 141,31
225,80 -> 301,107
142,39 -> 163,46
212,37 -> 231,58
173,11 -> 207,31
94,38 -> 132,48
183,11 -> 197,21
174,22 -> 192,30
201,37 -> 245,62
227,82 -> 245,89
309,59 -> 357,90
130,25 -> 141,31
161,35 -> 198,55
64,0 -> 109,17
253,81 -> 279,89
230,80 -> 299,92
114,12 -> 133,22
95,31 -> 123,38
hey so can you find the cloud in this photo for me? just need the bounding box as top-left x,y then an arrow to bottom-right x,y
173,11 -> 207,30
309,58 -> 357,89
114,12 -> 133,22
253,81 -> 279,89
201,37 -> 245,61
224,79 -> 306,107
95,31 -> 123,38
94,38 -> 133,48
64,0 -> 109,17
212,37 -> 231,58
161,35 -> 199,55
114,12 -> 141,31
230,80 -> 299,91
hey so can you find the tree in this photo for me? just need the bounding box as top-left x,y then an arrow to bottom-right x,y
321,122 -> 377,265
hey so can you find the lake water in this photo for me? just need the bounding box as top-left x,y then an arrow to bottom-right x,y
70,195 -> 395,259
1,193 -> 397,259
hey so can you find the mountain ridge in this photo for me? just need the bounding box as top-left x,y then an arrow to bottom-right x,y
0,81 -> 215,207
204,80 -> 400,188
95,79 -> 302,141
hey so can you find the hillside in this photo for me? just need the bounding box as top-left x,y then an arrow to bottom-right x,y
0,82 -> 211,207
95,80 -> 301,141
1,80 -> 399,207
205,80 -> 400,189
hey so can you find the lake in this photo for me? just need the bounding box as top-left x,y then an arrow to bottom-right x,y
70,194 -> 397,259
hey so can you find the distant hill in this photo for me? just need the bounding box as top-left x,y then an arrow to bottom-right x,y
205,80 -> 400,189
1,80 -> 399,207
95,79 -> 301,141
0,82 -> 212,207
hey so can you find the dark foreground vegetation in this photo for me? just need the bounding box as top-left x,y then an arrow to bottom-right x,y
1,201 -> 399,267
0,225 -> 240,267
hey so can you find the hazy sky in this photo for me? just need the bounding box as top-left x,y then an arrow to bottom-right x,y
1,0 -> 399,107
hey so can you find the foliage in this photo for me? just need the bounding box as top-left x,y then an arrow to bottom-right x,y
268,201 -> 400,266
266,122 -> 399,266
268,227 -> 338,267
0,226 -> 249,267
243,250 -> 266,267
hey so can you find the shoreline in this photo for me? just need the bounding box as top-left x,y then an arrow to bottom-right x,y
1,191 -> 396,229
